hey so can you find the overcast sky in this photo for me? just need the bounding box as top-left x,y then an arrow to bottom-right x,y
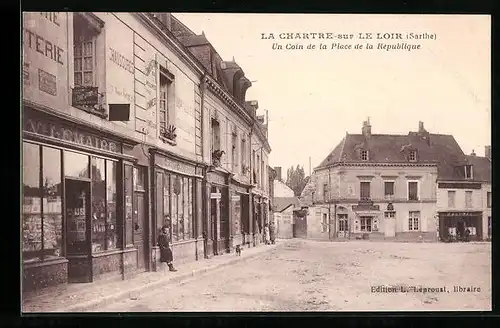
175,14 -> 491,175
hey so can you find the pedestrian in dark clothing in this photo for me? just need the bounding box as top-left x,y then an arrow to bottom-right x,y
158,225 -> 177,272
269,221 -> 276,244
465,228 -> 471,242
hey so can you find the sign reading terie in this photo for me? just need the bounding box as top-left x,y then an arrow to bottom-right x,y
72,86 -> 99,107
24,116 -> 121,153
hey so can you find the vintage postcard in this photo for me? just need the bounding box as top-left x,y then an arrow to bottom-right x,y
21,12 -> 491,312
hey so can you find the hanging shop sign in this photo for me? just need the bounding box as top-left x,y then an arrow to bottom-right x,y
72,86 -> 99,107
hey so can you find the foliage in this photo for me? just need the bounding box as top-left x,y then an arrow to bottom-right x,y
286,165 -> 309,196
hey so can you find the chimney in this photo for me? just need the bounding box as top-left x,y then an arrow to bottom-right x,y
274,166 -> 282,181
418,121 -> 425,133
470,150 -> 476,156
153,13 -> 172,30
485,145 -> 491,159
362,118 -> 371,139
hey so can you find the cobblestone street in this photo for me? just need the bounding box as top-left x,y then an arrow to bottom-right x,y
98,239 -> 491,312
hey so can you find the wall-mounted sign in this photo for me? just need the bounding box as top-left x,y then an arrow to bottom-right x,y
72,86 -> 99,106
231,195 -> 240,201
38,69 -> 57,96
23,110 -> 121,154
211,193 -> 221,199
438,182 -> 481,190
157,154 -> 196,176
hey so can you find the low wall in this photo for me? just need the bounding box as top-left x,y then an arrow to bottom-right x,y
23,258 -> 68,292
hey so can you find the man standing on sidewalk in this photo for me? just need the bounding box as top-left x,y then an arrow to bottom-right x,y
158,224 -> 177,272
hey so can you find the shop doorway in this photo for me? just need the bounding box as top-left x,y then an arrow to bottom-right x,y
210,191 -> 218,255
133,191 -> 148,271
65,178 -> 92,283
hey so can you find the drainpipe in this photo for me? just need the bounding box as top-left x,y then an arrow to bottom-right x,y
199,72 -> 209,258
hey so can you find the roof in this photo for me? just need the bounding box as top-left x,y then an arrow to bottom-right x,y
465,155 -> 491,183
273,197 -> 301,212
317,132 -> 470,181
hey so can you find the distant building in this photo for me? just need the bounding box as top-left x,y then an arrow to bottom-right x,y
309,120 -> 490,242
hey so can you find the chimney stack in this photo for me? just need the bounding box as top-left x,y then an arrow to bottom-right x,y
418,121 -> 425,133
274,166 -> 282,181
362,118 -> 371,139
485,145 -> 491,159
470,150 -> 476,156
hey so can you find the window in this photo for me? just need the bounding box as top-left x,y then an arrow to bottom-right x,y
167,173 -> 194,242
487,192 -> 491,208
159,68 -> 174,138
408,211 -> 420,231
360,216 -> 372,232
360,150 -> 369,161
91,157 -> 106,253
211,118 -> 221,151
360,181 -> 371,199
464,165 -> 473,179
240,138 -> 247,174
257,154 -> 261,186
488,216 -> 491,238
448,190 -> 456,208
231,131 -> 237,172
384,211 -> 395,219
465,191 -> 473,208
408,181 -> 419,201
323,183 -> 329,201
73,13 -> 99,87
124,165 -> 134,246
409,150 -> 417,161
338,214 -> 348,232
64,151 -> 89,178
252,150 -> 257,183
22,143 -> 63,263
384,181 -> 394,197
321,213 -> 328,232
106,161 -> 118,250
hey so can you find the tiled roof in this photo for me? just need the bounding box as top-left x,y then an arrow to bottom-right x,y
317,132 -> 470,181
273,197 -> 301,212
465,155 -> 491,183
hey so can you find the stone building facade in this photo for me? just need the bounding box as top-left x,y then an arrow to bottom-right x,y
21,12 -> 271,292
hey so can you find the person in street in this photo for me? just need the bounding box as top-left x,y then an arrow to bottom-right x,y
264,223 -> 270,245
269,221 -> 276,245
158,224 -> 177,272
465,228 -> 471,242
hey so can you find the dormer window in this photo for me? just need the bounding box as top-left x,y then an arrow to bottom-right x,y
360,150 -> 369,161
409,150 -> 417,162
465,165 -> 473,179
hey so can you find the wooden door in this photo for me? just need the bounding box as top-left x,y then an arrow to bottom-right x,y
133,192 -> 148,271
293,214 -> 307,238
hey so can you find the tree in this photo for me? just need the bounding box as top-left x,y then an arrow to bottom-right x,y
286,164 -> 309,196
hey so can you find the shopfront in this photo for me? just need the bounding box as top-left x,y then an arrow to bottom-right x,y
151,150 -> 204,267
439,211 -> 483,242
229,178 -> 251,248
22,106 -> 146,291
206,171 -> 230,255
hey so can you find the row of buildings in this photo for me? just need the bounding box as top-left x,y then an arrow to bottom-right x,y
272,119 -> 491,242
22,12 -> 272,291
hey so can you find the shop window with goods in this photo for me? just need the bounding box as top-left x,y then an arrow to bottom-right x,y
22,143 -> 63,263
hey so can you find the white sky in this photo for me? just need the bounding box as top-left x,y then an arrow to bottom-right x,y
174,14 -> 491,174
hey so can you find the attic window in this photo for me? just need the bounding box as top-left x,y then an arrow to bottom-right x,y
409,150 -> 417,162
465,165 -> 473,179
360,150 -> 369,161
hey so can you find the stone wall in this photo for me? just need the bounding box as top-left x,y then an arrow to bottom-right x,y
23,259 -> 68,292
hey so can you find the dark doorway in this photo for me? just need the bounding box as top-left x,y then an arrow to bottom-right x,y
219,188 -> 230,253
133,191 -> 148,271
293,213 -> 307,238
457,219 -> 465,239
241,194 -> 250,245
209,186 -> 218,256
65,178 -> 92,283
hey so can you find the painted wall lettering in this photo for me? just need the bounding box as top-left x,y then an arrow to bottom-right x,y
23,28 -> 64,65
24,117 -> 120,153
109,47 -> 134,74
40,12 -> 60,27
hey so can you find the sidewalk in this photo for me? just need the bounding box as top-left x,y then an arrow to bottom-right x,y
22,240 -> 288,313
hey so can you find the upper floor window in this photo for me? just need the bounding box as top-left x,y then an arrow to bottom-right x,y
448,190 -> 456,208
241,138 -> 247,174
360,181 -> 370,200
408,181 -> 419,201
73,13 -> 100,87
256,154 -> 261,186
465,190 -> 473,208
360,150 -> 369,161
323,183 -> 329,201
211,118 -> 220,151
409,150 -> 417,162
159,67 -> 175,140
384,181 -> 394,197
487,192 -> 491,208
464,165 -> 473,179
231,131 -> 238,172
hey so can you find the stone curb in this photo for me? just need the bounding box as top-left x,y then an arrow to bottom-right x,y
59,242 -> 289,312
